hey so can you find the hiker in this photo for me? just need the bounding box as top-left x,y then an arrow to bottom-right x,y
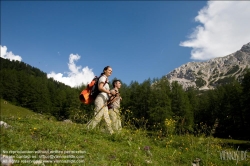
108,79 -> 122,132
87,66 -> 115,134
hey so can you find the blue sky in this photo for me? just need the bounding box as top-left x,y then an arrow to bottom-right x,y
1,1 -> 250,87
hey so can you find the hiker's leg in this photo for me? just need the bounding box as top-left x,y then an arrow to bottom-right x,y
88,97 -> 105,129
98,118 -> 108,133
114,108 -> 122,131
103,106 -> 114,134
116,109 -> 122,131
109,108 -> 118,131
88,110 -> 104,129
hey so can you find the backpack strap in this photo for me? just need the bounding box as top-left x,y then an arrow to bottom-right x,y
104,78 -> 108,86
99,74 -> 108,86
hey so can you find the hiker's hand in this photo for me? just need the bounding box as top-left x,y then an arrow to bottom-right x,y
107,91 -> 113,97
110,90 -> 116,96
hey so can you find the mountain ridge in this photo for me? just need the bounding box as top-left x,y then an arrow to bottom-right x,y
166,42 -> 250,90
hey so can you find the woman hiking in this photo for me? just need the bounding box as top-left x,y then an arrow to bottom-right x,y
87,66 -> 115,134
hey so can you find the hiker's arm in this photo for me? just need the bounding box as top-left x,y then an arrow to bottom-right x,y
98,82 -> 109,93
98,82 -> 115,95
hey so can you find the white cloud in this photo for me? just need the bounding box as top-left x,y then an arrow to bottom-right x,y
47,54 -> 95,87
0,45 -> 22,61
180,1 -> 250,60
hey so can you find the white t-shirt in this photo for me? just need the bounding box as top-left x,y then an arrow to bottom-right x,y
97,75 -> 109,100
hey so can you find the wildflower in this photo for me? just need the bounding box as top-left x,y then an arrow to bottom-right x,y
145,159 -> 152,164
144,146 -> 150,151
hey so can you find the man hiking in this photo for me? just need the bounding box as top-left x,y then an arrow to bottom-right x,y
108,79 -> 122,132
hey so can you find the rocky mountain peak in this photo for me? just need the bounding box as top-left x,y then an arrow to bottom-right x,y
166,42 -> 250,90
240,42 -> 250,52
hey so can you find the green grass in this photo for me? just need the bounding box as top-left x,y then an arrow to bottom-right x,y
1,99 -> 250,166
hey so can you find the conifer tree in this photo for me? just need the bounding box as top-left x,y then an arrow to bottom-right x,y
170,81 -> 193,134
148,77 -> 172,131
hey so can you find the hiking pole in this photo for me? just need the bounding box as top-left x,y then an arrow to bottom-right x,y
85,93 -> 118,128
85,102 -> 108,128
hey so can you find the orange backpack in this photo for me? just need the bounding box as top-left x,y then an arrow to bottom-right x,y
79,76 -> 107,104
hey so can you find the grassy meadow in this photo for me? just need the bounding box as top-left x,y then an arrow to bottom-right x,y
1,99 -> 250,166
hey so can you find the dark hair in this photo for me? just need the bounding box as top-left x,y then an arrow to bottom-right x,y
100,66 -> 111,76
112,79 -> 121,88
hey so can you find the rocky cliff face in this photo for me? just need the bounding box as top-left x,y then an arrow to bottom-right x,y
166,42 -> 250,90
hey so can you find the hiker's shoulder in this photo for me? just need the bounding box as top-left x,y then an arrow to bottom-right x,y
99,75 -> 107,82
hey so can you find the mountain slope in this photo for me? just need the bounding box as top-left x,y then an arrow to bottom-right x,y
1,99 -> 250,165
166,42 -> 250,90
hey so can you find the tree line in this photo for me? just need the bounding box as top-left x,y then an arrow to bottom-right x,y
1,57 -> 249,140
119,76 -> 250,140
